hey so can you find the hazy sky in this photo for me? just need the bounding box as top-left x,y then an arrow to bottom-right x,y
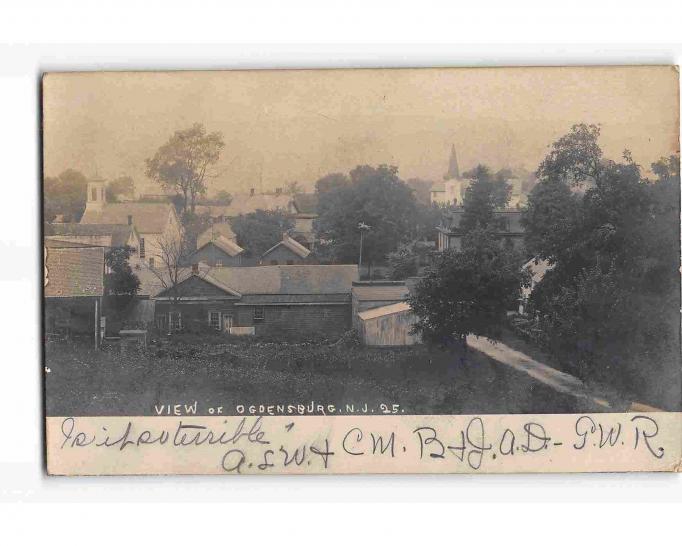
43,66 -> 679,195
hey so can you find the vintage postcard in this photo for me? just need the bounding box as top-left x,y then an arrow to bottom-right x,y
42,67 -> 681,475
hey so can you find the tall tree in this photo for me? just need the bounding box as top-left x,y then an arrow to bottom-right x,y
315,165 -> 418,269
522,123 -> 680,405
537,123 -> 602,186
145,123 -> 225,215
460,165 -> 511,232
231,209 -> 294,258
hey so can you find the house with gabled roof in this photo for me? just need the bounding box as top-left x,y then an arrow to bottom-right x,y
80,178 -> 181,269
291,193 -> 319,249
153,264 -> 358,337
261,233 -> 312,265
197,222 -> 237,247
188,235 -> 245,267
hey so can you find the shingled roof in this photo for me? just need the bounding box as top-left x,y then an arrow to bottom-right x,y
44,246 -> 104,298
80,202 -> 175,234
262,234 -> 311,259
209,264 -> 357,295
45,223 -> 136,247
201,236 -> 244,258
195,193 -> 295,218
197,222 -> 237,247
154,264 -> 358,299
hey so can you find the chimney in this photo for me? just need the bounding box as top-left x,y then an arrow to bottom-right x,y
127,215 -> 133,225
250,188 -> 255,197
191,263 -> 199,275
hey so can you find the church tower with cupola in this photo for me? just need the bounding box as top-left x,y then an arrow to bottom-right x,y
85,177 -> 107,213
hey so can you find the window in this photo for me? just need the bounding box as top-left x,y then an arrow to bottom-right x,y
91,188 -> 97,201
169,311 -> 182,332
222,314 -> 233,330
149,257 -> 155,268
215,260 -> 223,267
139,238 -> 145,258
155,314 -> 168,332
253,308 -> 264,322
286,260 -> 294,265
270,260 -> 278,265
208,311 -> 221,330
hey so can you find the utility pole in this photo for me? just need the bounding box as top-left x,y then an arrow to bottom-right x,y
358,222 -> 371,278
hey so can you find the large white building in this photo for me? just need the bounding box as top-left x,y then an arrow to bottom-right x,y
80,178 -> 182,268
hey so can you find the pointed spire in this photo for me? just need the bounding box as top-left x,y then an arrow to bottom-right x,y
445,144 -> 460,179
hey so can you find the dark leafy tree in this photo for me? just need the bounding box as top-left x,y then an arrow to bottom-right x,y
414,202 -> 446,242
405,177 -> 434,205
537,123 -> 602,186
387,243 -> 419,280
145,123 -> 225,215
522,122 -> 680,407
315,165 -> 418,269
314,172 -> 350,194
521,178 -> 580,262
409,227 -> 529,347
231,209 -> 294,258
460,165 -> 511,232
105,246 -> 140,296
43,168 -> 88,222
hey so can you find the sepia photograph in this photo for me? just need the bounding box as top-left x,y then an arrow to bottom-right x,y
6,0 -> 682,541
41,66 -> 681,474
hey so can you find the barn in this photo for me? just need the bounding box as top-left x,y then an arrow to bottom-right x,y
357,302 -> 421,347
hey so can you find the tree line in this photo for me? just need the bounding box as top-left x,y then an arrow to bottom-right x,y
409,123 -> 680,409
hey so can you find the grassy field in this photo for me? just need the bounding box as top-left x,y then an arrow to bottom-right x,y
44,334 -> 602,416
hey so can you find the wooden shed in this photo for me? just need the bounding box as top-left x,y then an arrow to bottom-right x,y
357,302 -> 421,347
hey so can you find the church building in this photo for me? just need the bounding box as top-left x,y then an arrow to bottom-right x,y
79,177 -> 182,268
430,144 -> 471,206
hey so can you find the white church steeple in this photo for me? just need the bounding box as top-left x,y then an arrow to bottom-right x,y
86,177 -> 107,212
